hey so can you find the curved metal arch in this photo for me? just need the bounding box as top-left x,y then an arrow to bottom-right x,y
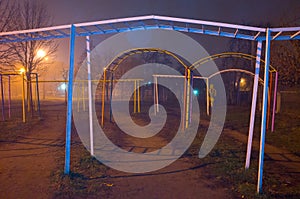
106,51 -> 277,74
190,52 -> 277,72
208,68 -> 264,84
105,48 -> 189,72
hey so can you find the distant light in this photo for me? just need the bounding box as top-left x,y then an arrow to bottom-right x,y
37,49 -> 46,58
193,89 -> 199,96
147,81 -> 151,85
19,68 -> 25,74
240,77 -> 247,88
240,78 -> 246,84
58,83 -> 67,91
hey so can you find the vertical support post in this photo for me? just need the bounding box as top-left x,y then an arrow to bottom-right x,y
27,74 -> 30,112
138,80 -> 141,113
101,68 -> 106,126
75,82 -> 81,112
185,69 -> 191,128
22,72 -> 26,123
35,74 -> 41,118
257,28 -> 271,194
189,70 -> 194,124
206,78 -> 210,116
267,72 -> 272,130
155,76 -> 159,113
8,76 -> 11,119
153,76 -> 156,115
271,72 -> 278,132
245,40 -> 262,169
109,72 -> 114,122
0,75 -> 4,121
64,24 -> 76,175
30,75 -> 34,118
182,69 -> 187,130
34,79 -> 38,111
134,80 -> 137,113
82,82 -> 85,111
86,35 -> 94,156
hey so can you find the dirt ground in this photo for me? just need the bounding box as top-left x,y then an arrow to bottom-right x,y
0,101 -> 66,199
0,100 -> 299,198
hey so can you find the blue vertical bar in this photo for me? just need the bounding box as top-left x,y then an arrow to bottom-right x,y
257,28 -> 271,193
64,24 -> 76,174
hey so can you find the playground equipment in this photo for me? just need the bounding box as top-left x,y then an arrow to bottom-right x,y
0,73 -> 19,121
0,15 -> 299,194
0,72 -> 41,122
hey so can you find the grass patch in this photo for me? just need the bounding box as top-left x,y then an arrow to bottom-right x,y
51,132 -> 113,198
187,130 -> 300,198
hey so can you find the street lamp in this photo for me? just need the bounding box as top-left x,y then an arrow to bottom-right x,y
36,49 -> 46,58
19,67 -> 26,74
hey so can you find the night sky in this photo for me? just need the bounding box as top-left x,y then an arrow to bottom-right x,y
39,0 -> 300,64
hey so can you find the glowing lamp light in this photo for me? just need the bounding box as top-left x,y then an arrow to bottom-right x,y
240,77 -> 247,88
193,89 -> 199,96
19,68 -> 25,74
36,49 -> 46,58
58,83 -> 67,91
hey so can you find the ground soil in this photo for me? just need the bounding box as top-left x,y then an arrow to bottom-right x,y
0,100 -> 299,198
0,101 -> 66,199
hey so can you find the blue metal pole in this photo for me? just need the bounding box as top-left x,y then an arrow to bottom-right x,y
257,28 -> 271,193
64,24 -> 76,174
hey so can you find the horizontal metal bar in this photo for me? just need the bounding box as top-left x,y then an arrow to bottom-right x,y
153,15 -> 266,32
74,15 -> 155,27
0,15 -> 299,44
0,34 -> 68,43
0,24 -> 71,37
270,27 -> 300,32
273,35 -> 300,41
257,34 -> 300,41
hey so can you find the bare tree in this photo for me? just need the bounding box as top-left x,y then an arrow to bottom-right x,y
271,16 -> 300,87
223,38 -> 255,105
7,0 -> 58,114
0,0 -> 18,71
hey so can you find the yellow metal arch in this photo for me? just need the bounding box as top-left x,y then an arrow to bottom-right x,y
190,52 -> 277,72
105,51 -> 277,74
105,48 -> 188,72
208,68 -> 264,84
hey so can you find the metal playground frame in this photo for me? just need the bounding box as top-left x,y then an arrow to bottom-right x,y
0,15 -> 299,193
